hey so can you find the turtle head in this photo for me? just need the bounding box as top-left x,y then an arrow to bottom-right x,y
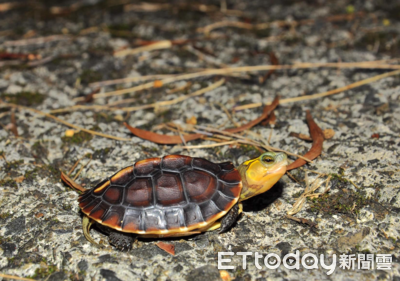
238,152 -> 287,201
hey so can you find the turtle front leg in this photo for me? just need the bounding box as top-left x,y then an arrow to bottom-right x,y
108,230 -> 137,252
218,203 -> 242,233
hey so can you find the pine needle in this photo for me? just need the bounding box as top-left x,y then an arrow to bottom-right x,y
234,69 -> 400,111
0,273 -> 34,281
73,61 -> 400,102
0,103 -> 131,141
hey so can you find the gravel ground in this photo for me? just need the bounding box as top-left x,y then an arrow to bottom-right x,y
0,0 -> 400,280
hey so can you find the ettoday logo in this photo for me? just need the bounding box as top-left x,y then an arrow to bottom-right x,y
218,251 -> 392,275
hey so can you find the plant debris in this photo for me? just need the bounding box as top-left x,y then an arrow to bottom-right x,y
287,111 -> 325,170
124,96 -> 280,144
155,242 -> 175,255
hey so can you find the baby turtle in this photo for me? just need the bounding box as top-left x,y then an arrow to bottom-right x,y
62,152 -> 287,251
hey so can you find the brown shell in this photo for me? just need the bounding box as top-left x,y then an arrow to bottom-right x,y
78,155 -> 242,234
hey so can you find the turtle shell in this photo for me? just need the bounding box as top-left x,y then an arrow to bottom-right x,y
78,155 -> 242,234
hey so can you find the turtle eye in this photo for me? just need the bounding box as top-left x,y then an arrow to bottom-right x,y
261,155 -> 274,164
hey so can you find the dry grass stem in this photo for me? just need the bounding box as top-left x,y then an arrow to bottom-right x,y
180,140 -> 237,149
63,79 -> 224,114
197,12 -> 366,34
234,69 -> 400,111
89,74 -> 175,88
74,61 -> 400,102
3,35 -> 70,46
287,174 -> 331,215
280,69 -> 400,104
185,45 -> 228,67
193,125 -> 312,162
0,273 -> 34,281
68,157 -> 82,176
215,102 -> 240,127
114,40 -> 172,57
73,155 -> 92,181
167,82 -> 192,94
1,103 -> 131,141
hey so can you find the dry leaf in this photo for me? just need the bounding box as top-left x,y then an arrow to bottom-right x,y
65,130 -> 76,137
323,128 -> 335,139
14,176 -> 25,183
155,242 -> 175,255
186,116 -> 197,125
114,114 -> 124,122
35,213 -> 44,218
153,80 -> 163,88
60,171 -> 87,193
220,270 -> 231,281
289,132 -> 312,141
124,96 -> 280,144
287,110 -> 325,170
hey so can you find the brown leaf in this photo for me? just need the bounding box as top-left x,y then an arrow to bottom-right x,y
60,171 -> 87,193
261,110 -> 276,126
155,242 -> 175,255
287,110 -> 325,170
124,123 -> 204,144
259,52 -> 279,84
223,95 -> 280,133
14,176 -> 25,183
124,96 -> 280,144
79,88 -> 100,104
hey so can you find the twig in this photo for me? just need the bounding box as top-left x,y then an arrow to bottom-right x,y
286,215 -> 318,228
234,69 -> 400,110
215,102 -> 240,127
89,74 -> 175,88
55,79 -> 225,114
280,69 -> 400,104
181,141 -> 237,149
194,125 -> 312,162
3,35 -> 71,46
27,55 -> 56,67
114,40 -> 172,57
287,174 -> 331,215
0,103 -> 131,141
0,273 -> 33,281
68,157 -> 82,176
10,109 -> 18,137
0,2 -> 23,12
197,12 -> 365,34
74,61 -> 400,102
73,155 -> 92,181
60,171 -> 86,193
286,171 -> 301,184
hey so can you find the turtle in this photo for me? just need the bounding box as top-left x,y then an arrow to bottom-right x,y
62,152 -> 287,251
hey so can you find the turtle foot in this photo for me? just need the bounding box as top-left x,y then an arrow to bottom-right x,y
219,203 -> 240,234
108,231 -> 136,251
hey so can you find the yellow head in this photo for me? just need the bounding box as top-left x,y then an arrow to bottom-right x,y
238,152 -> 287,201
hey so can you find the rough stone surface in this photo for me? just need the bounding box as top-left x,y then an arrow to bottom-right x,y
186,265 -> 222,281
0,0 -> 400,280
